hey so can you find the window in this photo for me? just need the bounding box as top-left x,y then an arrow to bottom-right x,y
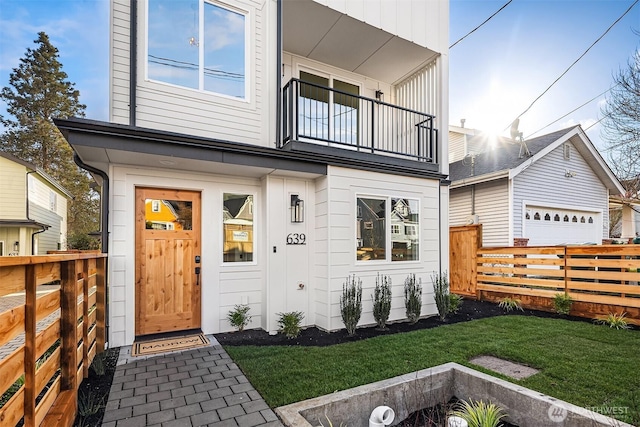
49,191 -> 57,212
564,215 -> 569,222
223,193 -> 253,262
145,199 -> 192,230
356,196 -> 419,262
544,213 -> 551,221
534,212 -> 540,220
572,216 -> 578,223
588,217 -> 594,224
298,71 -> 360,143
554,214 -> 560,221
580,216 -> 586,223
147,0 -> 247,99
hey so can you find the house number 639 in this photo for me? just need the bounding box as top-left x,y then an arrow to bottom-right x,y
286,233 -> 306,245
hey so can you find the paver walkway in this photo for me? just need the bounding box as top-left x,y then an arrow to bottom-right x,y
102,336 -> 283,427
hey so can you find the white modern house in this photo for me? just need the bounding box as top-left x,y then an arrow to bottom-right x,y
0,152 -> 71,255
448,125 -> 624,246
56,0 -> 450,347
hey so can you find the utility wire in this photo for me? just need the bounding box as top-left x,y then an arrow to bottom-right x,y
506,0 -> 639,129
525,84 -> 618,138
450,0 -> 514,49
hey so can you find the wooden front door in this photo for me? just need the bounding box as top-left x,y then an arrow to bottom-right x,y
135,187 -> 201,336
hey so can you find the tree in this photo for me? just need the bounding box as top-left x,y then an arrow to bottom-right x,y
601,50 -> 640,198
1,32 -> 99,247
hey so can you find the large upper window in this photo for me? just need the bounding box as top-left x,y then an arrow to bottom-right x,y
148,0 -> 247,99
356,197 -> 419,262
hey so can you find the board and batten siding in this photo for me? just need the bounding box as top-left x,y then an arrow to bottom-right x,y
108,165 -> 265,347
450,179 -> 510,247
513,140 -> 609,240
110,0 -> 273,145
28,203 -> 62,254
320,166 -> 442,331
0,156 -> 27,219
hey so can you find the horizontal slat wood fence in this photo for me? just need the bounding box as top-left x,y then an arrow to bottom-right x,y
0,253 -> 107,427
476,245 -> 640,324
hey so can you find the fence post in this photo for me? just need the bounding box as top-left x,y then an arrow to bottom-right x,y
82,259 -> 90,378
23,264 -> 37,427
60,260 -> 79,391
563,246 -> 568,294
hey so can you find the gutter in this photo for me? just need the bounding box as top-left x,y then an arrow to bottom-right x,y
449,169 -> 509,189
129,0 -> 137,126
73,153 -> 110,348
275,0 -> 282,147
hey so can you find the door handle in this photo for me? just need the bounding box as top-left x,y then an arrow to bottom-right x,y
195,266 -> 201,286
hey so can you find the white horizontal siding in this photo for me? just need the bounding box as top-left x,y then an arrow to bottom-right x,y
449,179 -> 510,247
513,139 -> 609,240
110,0 -> 130,124
321,166 -> 441,331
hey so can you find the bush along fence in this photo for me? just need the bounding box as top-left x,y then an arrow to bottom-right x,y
0,253 -> 107,427
450,224 -> 640,325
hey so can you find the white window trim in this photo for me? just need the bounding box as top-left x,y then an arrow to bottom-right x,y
0,241 -> 4,256
221,191 -> 257,266
144,0 -> 251,103
355,195 -> 421,264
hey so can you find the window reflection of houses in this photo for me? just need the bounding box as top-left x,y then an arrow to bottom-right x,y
356,198 -> 386,260
391,198 -> 419,261
144,199 -> 193,230
223,194 -> 254,262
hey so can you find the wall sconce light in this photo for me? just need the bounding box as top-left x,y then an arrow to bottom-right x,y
13,241 -> 19,252
564,169 -> 577,178
291,194 -> 304,223
375,90 -> 384,101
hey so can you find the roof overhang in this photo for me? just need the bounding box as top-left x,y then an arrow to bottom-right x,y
283,0 -> 439,84
449,169 -> 509,189
0,219 -> 50,229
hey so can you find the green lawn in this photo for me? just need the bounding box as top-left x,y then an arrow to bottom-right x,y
224,316 -> 640,424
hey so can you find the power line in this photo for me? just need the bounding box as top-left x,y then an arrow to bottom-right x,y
525,84 -> 618,138
450,0 -> 514,49
506,0 -> 639,129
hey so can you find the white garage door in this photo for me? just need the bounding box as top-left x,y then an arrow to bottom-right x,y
524,206 -> 600,246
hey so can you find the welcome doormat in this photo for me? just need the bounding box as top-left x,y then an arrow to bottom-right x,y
131,333 -> 210,356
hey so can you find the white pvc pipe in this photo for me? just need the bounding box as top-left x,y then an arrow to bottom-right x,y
369,406 -> 395,427
448,416 -> 468,427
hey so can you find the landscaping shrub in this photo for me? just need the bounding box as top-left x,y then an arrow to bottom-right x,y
498,297 -> 523,313
277,311 -> 305,338
431,271 -> 448,321
451,399 -> 505,427
227,304 -> 251,331
405,273 -> 423,324
449,293 -> 463,314
595,312 -> 630,330
340,275 -> 362,335
553,293 -> 573,315
372,273 -> 392,330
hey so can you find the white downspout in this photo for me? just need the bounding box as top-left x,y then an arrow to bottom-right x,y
369,406 -> 394,427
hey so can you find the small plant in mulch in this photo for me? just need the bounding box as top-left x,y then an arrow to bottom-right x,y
372,273 -> 392,330
74,347 -> 119,427
77,390 -> 106,418
430,272 -> 448,322
498,297 -> 523,313
449,293 -> 463,314
553,293 -> 573,315
227,304 -> 252,332
405,273 -> 424,324
595,312 -> 630,330
340,275 -> 362,336
277,311 -> 305,339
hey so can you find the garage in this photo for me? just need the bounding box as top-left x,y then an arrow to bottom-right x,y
524,206 -> 601,246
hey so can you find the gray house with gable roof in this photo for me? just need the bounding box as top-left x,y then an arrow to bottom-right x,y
448,125 -> 624,246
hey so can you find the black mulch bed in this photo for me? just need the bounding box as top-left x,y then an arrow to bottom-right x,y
398,397 -> 518,427
74,347 -> 119,427
215,299 -> 604,347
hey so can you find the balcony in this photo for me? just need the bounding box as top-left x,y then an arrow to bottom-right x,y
281,79 -> 439,164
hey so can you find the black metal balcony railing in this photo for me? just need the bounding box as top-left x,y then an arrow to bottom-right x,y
282,78 -> 438,163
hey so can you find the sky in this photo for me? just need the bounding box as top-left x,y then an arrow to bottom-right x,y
0,0 -> 638,154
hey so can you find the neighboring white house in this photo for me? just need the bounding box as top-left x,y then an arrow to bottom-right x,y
0,151 -> 72,255
56,0 -> 450,347
448,125 -> 624,246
